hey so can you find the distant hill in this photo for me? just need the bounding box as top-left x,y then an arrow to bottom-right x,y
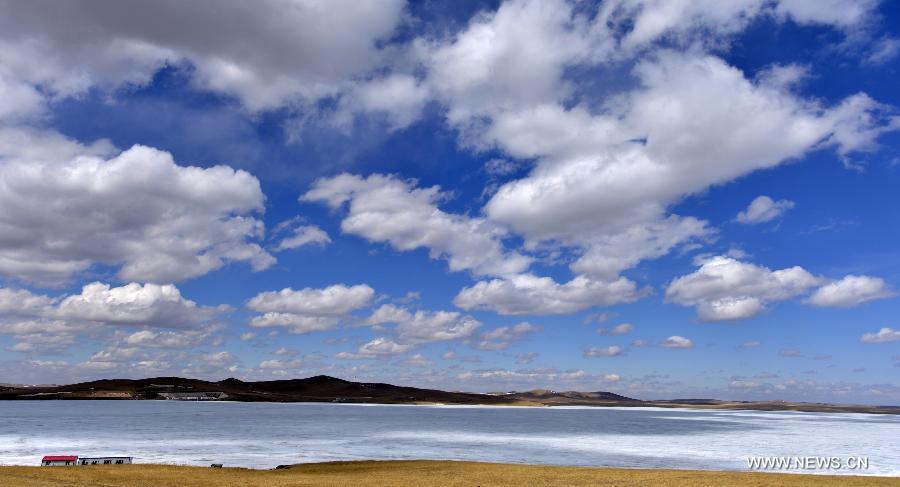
0,375 -> 514,405
507,389 -> 637,404
1,375 -> 897,414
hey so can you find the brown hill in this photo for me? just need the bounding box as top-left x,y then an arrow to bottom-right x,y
0,375 -> 516,404
2,375 -> 897,414
504,389 -> 637,405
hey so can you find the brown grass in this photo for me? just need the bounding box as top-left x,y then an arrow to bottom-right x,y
1,461 -> 897,486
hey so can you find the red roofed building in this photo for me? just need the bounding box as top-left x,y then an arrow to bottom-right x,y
41,455 -> 77,466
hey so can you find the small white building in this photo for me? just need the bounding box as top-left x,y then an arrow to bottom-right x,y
41,455 -> 77,466
158,391 -> 227,401
78,456 -> 133,465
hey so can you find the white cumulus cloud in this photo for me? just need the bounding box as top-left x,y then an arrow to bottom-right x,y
337,337 -> 413,359
598,323 -> 635,336
584,345 -> 623,357
0,0 -> 407,111
275,225 -> 331,251
366,304 -> 482,345
454,273 -> 641,315
661,336 -> 694,348
247,284 -> 374,334
303,173 -> 531,276
860,327 -> 900,344
666,256 -> 822,321
736,196 -> 796,224
0,135 -> 272,285
0,282 -> 223,353
474,322 -> 540,350
807,275 -> 894,308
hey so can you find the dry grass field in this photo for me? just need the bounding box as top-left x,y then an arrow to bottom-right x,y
1,460 -> 897,486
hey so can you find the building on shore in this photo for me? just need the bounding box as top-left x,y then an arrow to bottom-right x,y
41,455 -> 133,466
78,456 -> 133,465
41,456 -> 77,466
157,391 -> 227,401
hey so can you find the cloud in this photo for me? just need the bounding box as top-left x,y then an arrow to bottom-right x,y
807,275 -> 894,308
335,74 -> 431,130
249,284 -> 374,316
425,0 -> 592,128
0,320 -> 78,353
338,337 -> 413,359
569,217 -> 711,281
0,136 -> 272,285
2,0 -> 897,389
93,348 -> 240,378
259,359 -> 298,370
275,225 -> 331,251
669,259 -> 893,319
0,282 -> 223,353
250,314 -> 339,334
303,173 -> 531,276
112,0 -> 897,330
0,73 -> 45,122
865,36 -> 900,65
735,196 -> 795,224
0,0 -> 407,111
661,336 -> 694,349
584,345 -> 623,357
78,358 -> 120,371
257,351 -> 325,371
274,347 -> 298,357
598,323 -> 634,336
483,52 -> 894,245
56,282 -> 218,329
455,366 -> 621,391
1,282 -> 217,328
197,351 -> 236,366
119,328 -> 219,349
0,287 -> 55,316
337,303 -> 487,360
773,0 -> 877,27
860,327 -> 900,344
729,380 -> 762,390
454,273 -> 641,315
366,304 -> 482,345
425,0 -> 878,131
665,256 -> 822,321
484,158 -> 521,177
597,0 -> 875,54
583,312 -> 613,325
403,353 -> 434,367
474,322 -> 540,350
740,340 -> 762,349
27,359 -> 69,369
3,0 -> 875,118
247,284 -> 374,333
457,47 -> 896,298
6,342 -> 36,353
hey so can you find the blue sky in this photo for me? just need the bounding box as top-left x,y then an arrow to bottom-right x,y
0,0 -> 899,404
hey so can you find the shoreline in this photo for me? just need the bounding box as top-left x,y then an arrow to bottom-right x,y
2,396 -> 897,415
1,460 -> 896,486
